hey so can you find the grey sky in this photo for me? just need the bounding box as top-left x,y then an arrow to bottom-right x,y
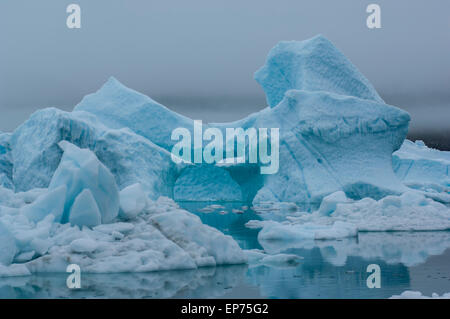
1,0 -> 449,132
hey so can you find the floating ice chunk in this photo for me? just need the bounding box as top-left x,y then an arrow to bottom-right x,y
0,264 -> 30,277
244,249 -> 267,264
251,220 -> 357,241
281,191 -> 450,233
0,174 -> 13,190
173,166 -> 243,202
329,191 -> 450,231
393,140 -> 450,193
317,191 -> 349,216
0,222 -> 17,266
254,35 -> 384,108
390,291 -> 450,299
49,141 -> 119,224
119,183 -> 148,220
21,185 -> 66,223
69,189 -> 102,228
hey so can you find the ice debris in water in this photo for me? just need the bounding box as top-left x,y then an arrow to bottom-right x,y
390,291 -> 450,299
248,190 -> 450,243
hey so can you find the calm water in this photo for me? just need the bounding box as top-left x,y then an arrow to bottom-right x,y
1,201 -> 450,299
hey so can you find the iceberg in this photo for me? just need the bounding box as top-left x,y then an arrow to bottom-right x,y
74,77 -> 195,152
393,139 -> 450,193
0,132 -> 13,189
254,35 -> 384,108
10,108 -> 104,192
219,90 -> 410,204
250,190 -> 450,239
0,34 -> 449,275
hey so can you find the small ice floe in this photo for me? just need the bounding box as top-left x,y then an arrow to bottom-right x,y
198,204 -> 225,213
244,250 -> 303,267
390,291 -> 450,299
198,207 -> 215,213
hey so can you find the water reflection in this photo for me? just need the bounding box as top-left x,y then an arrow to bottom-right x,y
0,265 -> 248,299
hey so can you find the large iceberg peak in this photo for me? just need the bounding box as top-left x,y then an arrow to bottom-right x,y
255,35 -> 384,107
75,77 -> 194,152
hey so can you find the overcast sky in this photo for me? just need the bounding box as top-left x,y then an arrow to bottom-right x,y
1,0 -> 449,131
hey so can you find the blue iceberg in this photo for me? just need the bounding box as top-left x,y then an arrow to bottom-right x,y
0,35 -> 448,275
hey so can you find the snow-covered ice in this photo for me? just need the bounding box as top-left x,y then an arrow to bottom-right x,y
1,194 -> 246,275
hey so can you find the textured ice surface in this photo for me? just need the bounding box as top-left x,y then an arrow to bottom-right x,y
174,165 -> 243,201
49,141 -> 119,224
394,140 -> 450,194
254,35 -> 384,108
219,90 -> 410,204
74,77 -> 195,152
93,128 -> 180,199
10,108 -> 104,192
247,219 -> 357,241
